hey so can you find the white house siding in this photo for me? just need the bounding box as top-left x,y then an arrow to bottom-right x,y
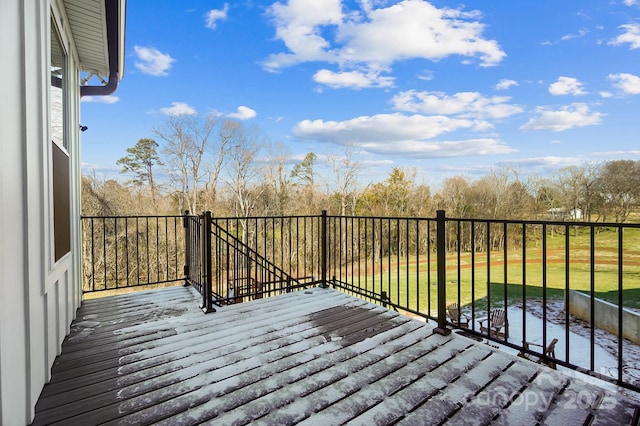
0,1 -> 83,424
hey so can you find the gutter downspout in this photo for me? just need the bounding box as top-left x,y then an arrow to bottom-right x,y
80,0 -> 122,97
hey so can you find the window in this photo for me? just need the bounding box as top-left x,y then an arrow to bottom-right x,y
51,20 -> 70,262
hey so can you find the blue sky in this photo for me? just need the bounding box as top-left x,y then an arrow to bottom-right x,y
81,0 -> 640,187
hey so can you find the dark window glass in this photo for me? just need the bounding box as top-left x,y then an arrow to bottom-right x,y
51,20 -> 70,261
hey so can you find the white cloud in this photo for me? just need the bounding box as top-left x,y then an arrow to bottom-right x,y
560,28 -> 588,41
227,106 -> 257,120
548,76 -> 587,96
504,156 -> 584,171
496,79 -> 518,90
336,2 -> 505,67
81,162 -> 121,177
608,72 -> 640,94
205,4 -> 229,29
263,0 -> 505,75
623,0 -> 637,6
293,112 -> 515,158
133,46 -> 175,76
600,91 -> 613,98
591,149 -> 640,158
609,23 -> 640,49
313,69 -> 395,89
262,0 -> 343,71
358,138 -> 516,158
520,103 -> 604,132
160,102 -> 197,116
293,113 -> 476,143
81,95 -> 120,104
417,70 -> 435,81
391,90 -> 523,119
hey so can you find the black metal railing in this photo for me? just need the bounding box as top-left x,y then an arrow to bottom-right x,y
183,212 -> 202,293
199,214 -> 319,312
323,211 -> 640,393
81,210 -> 640,392
81,215 -> 185,292
440,216 -> 640,392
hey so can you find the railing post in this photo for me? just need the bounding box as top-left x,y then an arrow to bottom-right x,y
183,210 -> 190,286
320,210 -> 328,288
434,209 -> 451,335
201,211 -> 216,313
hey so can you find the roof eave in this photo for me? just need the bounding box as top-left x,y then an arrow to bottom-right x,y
80,0 -> 125,97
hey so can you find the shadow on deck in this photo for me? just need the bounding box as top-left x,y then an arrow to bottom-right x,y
32,286 -> 640,425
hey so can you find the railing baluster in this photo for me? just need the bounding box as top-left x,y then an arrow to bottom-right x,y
165,216 -> 169,281
91,218 -> 95,292
522,223 -> 527,347
102,217 -> 106,290
136,217 -> 140,286
183,211 -> 190,284
486,220 -> 491,333
145,217 -> 150,285
201,211 -> 215,313
416,220 -> 420,315
379,219 -> 383,299
503,222 -> 508,338
434,210 -> 450,335
542,223 -> 548,350
457,220 -> 462,310
321,210 -> 327,287
405,219 -> 409,309
564,224 -> 570,365
114,217 -> 118,288
372,219 -> 376,297
590,224 -> 596,372
427,219 -> 432,318
470,220 -> 475,331
173,216 -> 178,281
155,216 -> 160,284
618,227 -> 624,386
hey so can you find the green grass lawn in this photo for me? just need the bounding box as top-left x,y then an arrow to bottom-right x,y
336,227 -> 640,315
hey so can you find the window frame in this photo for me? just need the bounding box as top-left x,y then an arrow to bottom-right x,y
50,15 -> 71,265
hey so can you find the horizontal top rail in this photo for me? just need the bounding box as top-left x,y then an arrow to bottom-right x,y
450,216 -> 640,228
83,213 -> 640,228
82,214 -> 188,219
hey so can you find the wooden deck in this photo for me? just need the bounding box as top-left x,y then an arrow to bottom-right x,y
32,286 -> 640,425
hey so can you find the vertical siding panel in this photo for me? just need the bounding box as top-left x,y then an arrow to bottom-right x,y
0,0 -> 27,421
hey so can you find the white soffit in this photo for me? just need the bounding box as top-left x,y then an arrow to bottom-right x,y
63,0 -> 109,75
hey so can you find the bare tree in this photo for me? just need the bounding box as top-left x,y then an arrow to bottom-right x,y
597,160 -> 640,222
549,164 -> 601,221
154,113 -> 219,214
223,121 -> 265,218
326,146 -> 361,216
201,120 -> 232,213
434,175 -> 471,217
468,166 -> 532,220
257,143 -> 293,216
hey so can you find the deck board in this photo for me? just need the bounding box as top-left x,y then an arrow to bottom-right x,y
32,285 -> 640,425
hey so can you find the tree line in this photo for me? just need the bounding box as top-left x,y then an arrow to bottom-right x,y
82,113 -> 640,224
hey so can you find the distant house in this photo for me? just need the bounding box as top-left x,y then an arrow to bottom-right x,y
547,207 -> 583,220
0,1 -> 125,424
